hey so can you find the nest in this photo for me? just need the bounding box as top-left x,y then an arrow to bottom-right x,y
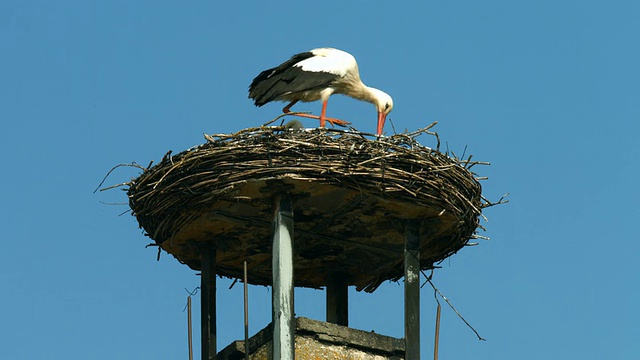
126,123 -> 488,292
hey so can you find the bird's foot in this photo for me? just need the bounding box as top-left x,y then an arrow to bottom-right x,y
282,112 -> 350,128
324,117 -> 351,127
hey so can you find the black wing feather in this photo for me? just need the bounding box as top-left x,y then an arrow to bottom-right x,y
249,51 -> 340,106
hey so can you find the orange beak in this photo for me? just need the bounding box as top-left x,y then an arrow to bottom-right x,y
377,112 -> 387,135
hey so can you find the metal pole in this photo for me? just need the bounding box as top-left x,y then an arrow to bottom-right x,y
272,195 -> 295,360
201,244 -> 217,360
326,272 -> 348,326
188,296 -> 193,360
404,220 -> 421,360
244,261 -> 249,360
434,303 -> 441,360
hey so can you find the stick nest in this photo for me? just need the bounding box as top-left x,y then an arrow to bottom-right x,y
126,124 -> 489,292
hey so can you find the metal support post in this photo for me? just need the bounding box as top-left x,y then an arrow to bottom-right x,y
201,244 -> 217,360
404,220 -> 420,360
326,272 -> 348,326
272,195 -> 295,360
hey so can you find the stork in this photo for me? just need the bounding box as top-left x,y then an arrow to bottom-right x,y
248,48 -> 393,135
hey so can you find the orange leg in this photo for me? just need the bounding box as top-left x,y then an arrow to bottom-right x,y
319,100 -> 328,128
281,100 -> 349,127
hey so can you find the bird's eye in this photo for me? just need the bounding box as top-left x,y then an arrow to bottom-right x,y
385,103 -> 390,110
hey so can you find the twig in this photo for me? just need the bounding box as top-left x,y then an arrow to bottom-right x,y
481,193 -> 510,208
229,278 -> 239,289
406,121 -> 438,137
182,287 -> 200,311
460,145 -> 468,161
388,117 -> 397,135
262,112 -> 313,126
421,270 -> 486,341
93,163 -> 145,193
98,182 -> 129,192
99,201 -> 128,206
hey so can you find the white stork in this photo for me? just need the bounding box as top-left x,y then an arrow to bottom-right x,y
249,48 -> 393,135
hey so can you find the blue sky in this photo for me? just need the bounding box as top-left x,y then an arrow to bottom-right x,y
2,1 -> 638,359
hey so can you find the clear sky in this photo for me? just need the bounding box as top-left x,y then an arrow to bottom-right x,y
2,1 -> 638,359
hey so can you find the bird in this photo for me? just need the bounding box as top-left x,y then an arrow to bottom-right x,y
248,48 -> 393,135
284,119 -> 304,130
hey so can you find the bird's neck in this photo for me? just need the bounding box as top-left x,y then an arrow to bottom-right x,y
350,84 -> 380,104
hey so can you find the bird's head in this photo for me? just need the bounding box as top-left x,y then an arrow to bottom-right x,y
371,88 -> 393,135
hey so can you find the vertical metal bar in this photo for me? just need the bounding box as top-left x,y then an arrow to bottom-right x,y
434,303 -> 441,360
272,195 -> 295,360
244,261 -> 249,360
188,296 -> 193,360
404,220 -> 421,360
326,273 -> 349,326
201,244 -> 217,360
